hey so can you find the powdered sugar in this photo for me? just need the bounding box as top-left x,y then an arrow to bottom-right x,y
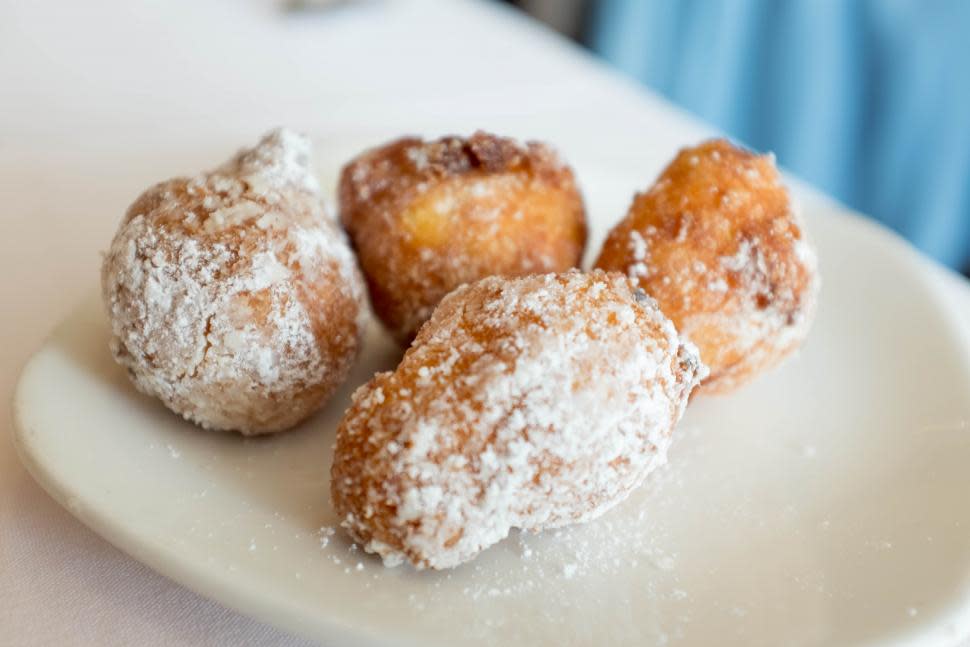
338,131 -> 586,342
220,127 -> 321,195
102,129 -> 366,434
596,139 -> 819,393
318,444 -> 698,645
332,270 -> 705,569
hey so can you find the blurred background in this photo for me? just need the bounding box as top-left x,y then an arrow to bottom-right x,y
511,0 -> 970,276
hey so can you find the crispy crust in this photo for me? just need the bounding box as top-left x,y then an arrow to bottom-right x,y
595,139 -> 819,393
339,131 -> 587,343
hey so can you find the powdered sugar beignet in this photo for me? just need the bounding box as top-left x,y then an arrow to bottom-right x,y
101,129 -> 366,435
331,270 -> 705,569
339,131 -> 587,343
595,139 -> 819,394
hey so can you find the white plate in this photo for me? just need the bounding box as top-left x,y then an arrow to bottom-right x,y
13,158 -> 970,647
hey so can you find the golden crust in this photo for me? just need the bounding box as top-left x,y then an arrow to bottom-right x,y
331,270 -> 704,569
339,131 -> 587,343
595,139 -> 819,393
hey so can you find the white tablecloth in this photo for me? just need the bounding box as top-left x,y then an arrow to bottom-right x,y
3,1 -> 969,645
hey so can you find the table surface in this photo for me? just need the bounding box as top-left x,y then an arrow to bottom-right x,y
3,1 -> 969,645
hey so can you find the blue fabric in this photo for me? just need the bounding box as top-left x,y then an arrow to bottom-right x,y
588,0 -> 970,271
